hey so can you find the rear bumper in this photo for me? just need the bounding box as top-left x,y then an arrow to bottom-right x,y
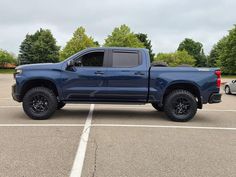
208,93 -> 221,104
12,84 -> 21,102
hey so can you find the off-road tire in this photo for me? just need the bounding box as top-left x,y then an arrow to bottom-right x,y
23,87 -> 57,120
164,89 -> 197,122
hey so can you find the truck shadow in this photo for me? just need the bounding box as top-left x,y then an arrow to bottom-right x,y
91,109 -> 212,123
93,110 -> 217,126
16,107 -> 213,124
92,109 -> 169,122
55,109 -> 212,123
15,109 -> 90,121
53,109 -> 90,120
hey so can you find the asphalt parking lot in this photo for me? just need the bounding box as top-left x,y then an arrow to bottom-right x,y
0,74 -> 236,177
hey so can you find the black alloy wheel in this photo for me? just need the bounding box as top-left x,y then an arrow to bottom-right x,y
164,89 -> 197,122
30,94 -> 49,113
23,87 -> 57,120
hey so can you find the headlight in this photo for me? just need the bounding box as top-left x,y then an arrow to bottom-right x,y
13,69 -> 22,79
16,69 -> 22,74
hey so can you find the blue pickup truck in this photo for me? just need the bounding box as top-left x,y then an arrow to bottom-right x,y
12,47 -> 222,121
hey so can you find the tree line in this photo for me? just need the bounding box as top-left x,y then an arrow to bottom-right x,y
0,49 -> 16,68
0,24 -> 236,74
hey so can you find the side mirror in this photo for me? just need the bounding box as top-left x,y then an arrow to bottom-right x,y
67,60 -> 75,67
74,60 -> 82,67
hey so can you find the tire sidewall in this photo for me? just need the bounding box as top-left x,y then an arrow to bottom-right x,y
23,87 -> 57,120
225,86 -> 231,94
164,90 -> 197,122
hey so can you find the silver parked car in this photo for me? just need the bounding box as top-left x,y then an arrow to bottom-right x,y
224,80 -> 236,94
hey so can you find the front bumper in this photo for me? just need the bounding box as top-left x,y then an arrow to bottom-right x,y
12,84 -> 21,102
208,93 -> 222,104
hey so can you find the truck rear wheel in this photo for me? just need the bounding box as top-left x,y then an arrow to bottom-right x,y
164,89 -> 197,122
23,87 -> 57,120
151,103 -> 164,111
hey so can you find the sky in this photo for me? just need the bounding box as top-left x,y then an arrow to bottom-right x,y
0,0 -> 235,55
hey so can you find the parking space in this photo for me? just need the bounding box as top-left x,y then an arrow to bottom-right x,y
0,74 -> 236,177
0,127 -> 83,177
92,104 -> 236,128
0,74 -> 14,98
82,127 -> 236,177
0,98 -> 20,106
0,106 -> 90,124
204,94 -> 236,110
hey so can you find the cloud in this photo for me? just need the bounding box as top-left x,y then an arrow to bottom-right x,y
0,0 -> 235,54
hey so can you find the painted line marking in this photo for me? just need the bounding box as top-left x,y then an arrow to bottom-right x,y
0,105 -> 91,108
70,104 -> 94,177
0,105 -> 236,112
92,124 -> 236,130
0,124 -> 85,127
199,109 -> 236,112
0,106 -> 21,108
0,123 -> 235,131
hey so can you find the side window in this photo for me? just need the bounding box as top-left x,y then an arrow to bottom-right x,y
112,52 -> 140,67
77,52 -> 104,67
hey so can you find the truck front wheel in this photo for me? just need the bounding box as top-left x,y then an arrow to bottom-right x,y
23,87 -> 58,120
164,89 -> 197,122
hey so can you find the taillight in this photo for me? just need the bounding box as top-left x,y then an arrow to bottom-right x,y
215,70 -> 221,88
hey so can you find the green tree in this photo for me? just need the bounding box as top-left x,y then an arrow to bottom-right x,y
178,38 -> 206,67
0,49 -> 16,67
136,33 -> 155,62
217,26 -> 236,74
209,25 -> 236,74
104,24 -> 144,48
93,41 -> 100,46
19,28 -> 60,64
208,36 -> 228,67
60,27 -> 98,60
154,50 -> 196,67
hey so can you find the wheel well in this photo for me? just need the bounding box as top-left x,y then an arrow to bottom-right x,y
21,79 -> 59,100
163,83 -> 202,108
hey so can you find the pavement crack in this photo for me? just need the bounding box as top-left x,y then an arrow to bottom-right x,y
81,125 -> 92,142
92,140 -> 98,177
82,125 -> 91,135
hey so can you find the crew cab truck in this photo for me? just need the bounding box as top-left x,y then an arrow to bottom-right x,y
12,47 -> 222,122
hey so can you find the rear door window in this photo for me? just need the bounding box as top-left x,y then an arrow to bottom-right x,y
112,52 -> 140,67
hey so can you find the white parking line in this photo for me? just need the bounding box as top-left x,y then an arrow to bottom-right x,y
92,124 -> 236,131
70,104 -> 94,177
0,106 -> 21,108
0,123 -> 235,131
0,105 -> 236,112
0,124 -> 85,127
0,105 -> 91,108
199,109 -> 236,112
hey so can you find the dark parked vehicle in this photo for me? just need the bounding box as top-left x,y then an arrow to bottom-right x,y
12,47 -> 222,121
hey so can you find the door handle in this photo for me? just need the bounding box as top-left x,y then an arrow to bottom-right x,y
134,71 -> 145,76
94,71 -> 104,75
